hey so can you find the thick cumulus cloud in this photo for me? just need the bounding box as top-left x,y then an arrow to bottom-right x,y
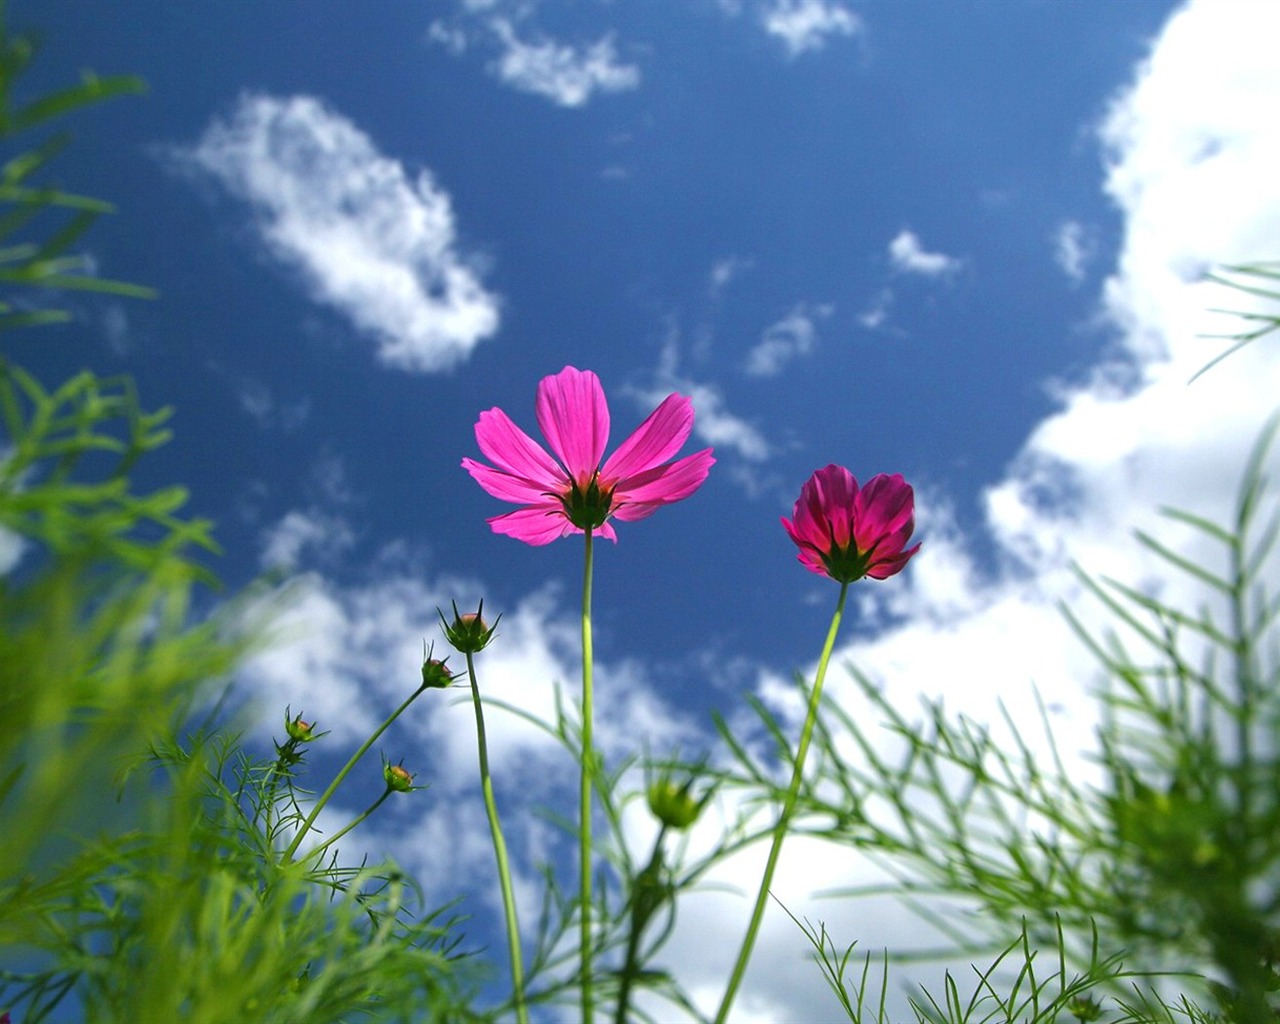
180,94 -> 499,372
648,0 -> 1280,1017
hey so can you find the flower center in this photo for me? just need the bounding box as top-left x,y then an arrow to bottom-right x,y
561,473 -> 614,530
820,540 -> 872,584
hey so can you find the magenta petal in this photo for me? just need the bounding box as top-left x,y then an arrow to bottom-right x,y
487,506 -> 574,546
613,448 -> 715,508
462,458 -> 553,504
867,541 -> 921,578
536,366 -> 610,484
854,474 -> 915,551
810,465 -> 858,550
600,393 -> 694,485
475,407 -> 563,485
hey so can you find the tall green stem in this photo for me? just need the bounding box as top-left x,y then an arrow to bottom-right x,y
714,580 -> 849,1024
466,649 -> 528,1024
282,682 -> 428,862
580,527 -> 597,1024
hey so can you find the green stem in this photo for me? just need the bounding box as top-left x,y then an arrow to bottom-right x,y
614,825 -> 669,1024
300,788 -> 392,864
714,580 -> 849,1024
466,649 -> 529,1024
282,682 -> 429,862
580,527 -> 596,1024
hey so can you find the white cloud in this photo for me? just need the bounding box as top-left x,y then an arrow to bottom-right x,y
643,339 -> 774,464
426,20 -> 469,55
234,377 -> 311,432
888,229 -> 963,277
687,383 -> 774,463
744,301 -> 832,376
101,303 -> 131,356
259,509 -> 355,571
762,0 -> 861,58
856,287 -> 896,331
708,255 -> 753,297
430,6 -> 640,109
488,18 -> 640,107
473,16 -> 637,108
1054,219 -> 1095,283
179,94 -> 500,373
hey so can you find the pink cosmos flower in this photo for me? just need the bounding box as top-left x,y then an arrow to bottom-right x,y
463,366 -> 715,545
782,464 -> 921,583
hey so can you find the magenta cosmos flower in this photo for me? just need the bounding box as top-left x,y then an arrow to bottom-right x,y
463,366 -> 715,545
782,464 -> 921,583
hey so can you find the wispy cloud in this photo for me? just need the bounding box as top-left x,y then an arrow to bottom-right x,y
644,335 -> 773,464
1054,219 -> 1095,283
707,255 -> 753,298
488,19 -> 639,107
888,229 -> 963,277
743,301 -> 832,376
857,286 -> 894,330
429,5 -> 640,108
176,94 -> 500,373
259,509 -> 356,572
761,0 -> 862,58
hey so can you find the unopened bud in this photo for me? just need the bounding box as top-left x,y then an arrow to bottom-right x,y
439,599 -> 500,654
420,641 -> 457,689
384,761 -> 417,793
646,773 -> 708,831
1066,995 -> 1102,1023
285,711 -> 318,743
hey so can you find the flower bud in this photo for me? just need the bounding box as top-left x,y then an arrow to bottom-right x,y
284,710 -> 318,743
420,641 -> 457,689
646,773 -> 708,831
1066,995 -> 1102,1023
384,761 -> 417,793
439,599 -> 500,654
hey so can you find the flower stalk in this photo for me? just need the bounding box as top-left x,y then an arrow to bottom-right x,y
461,643 -> 528,1024
580,526 -> 597,1024
714,580 -> 849,1024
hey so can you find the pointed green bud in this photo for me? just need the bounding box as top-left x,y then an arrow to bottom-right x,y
285,710 -> 318,743
420,641 -> 457,689
439,599 -> 500,654
384,761 -> 418,793
646,771 -> 710,831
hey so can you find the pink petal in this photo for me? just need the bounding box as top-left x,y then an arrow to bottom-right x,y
612,448 -> 715,510
475,407 -> 564,486
854,474 -> 915,552
812,464 -> 859,551
787,481 -> 832,552
487,506 -> 575,546
599,393 -> 694,485
535,366 -> 609,485
867,541 -> 921,578
462,458 -> 555,504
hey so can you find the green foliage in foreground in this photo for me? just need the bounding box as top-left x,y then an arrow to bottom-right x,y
0,21 -> 478,1023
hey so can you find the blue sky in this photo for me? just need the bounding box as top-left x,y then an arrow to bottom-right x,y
16,0 -> 1280,1019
